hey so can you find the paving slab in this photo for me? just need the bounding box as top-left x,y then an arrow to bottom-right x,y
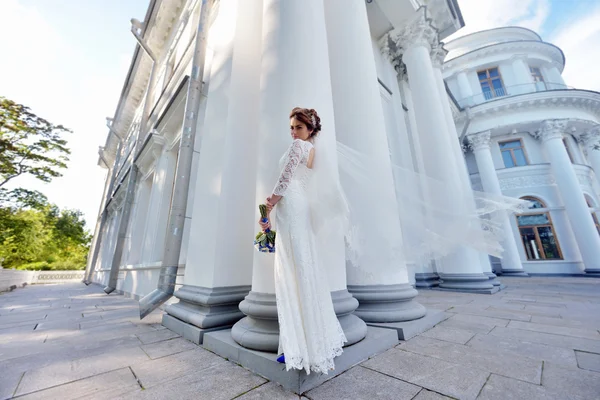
412,389 -> 454,400
136,327 -> 180,344
0,370 -> 23,400
420,325 -> 476,344
140,337 -> 198,359
130,347 -> 226,389
113,361 -> 267,400
400,335 -> 542,384
305,365 -> 421,400
541,362 -> 600,400
235,382 -> 298,400
575,350 -> 600,372
16,367 -> 140,400
489,326 -> 600,354
14,345 -> 150,396
362,348 -> 489,400
467,333 -> 579,369
531,315 -> 600,330
477,373 -> 556,400
507,320 -> 600,340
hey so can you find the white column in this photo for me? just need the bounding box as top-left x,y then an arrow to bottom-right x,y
396,80 -> 440,287
324,0 -> 425,322
510,57 -> 535,95
576,127 -> 600,189
231,0 -> 366,352
466,131 -> 527,276
545,65 -> 566,89
432,47 -> 503,285
163,0 -> 260,345
457,70 -> 474,106
536,120 -> 600,274
392,9 -> 494,293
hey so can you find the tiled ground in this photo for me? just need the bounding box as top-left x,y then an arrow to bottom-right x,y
1,276 -> 599,399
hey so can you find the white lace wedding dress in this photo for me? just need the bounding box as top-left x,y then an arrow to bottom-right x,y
272,138 -> 347,375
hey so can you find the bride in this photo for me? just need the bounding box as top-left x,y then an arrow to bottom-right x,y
259,107 -> 347,375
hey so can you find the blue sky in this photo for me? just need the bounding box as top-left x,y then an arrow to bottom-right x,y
1,0 -> 599,230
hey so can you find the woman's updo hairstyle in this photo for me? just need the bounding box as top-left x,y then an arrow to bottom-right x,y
289,107 -> 322,138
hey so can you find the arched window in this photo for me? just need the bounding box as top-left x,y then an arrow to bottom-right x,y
516,197 -> 562,260
584,195 -> 600,235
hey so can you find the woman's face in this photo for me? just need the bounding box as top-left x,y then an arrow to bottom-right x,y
290,117 -> 312,141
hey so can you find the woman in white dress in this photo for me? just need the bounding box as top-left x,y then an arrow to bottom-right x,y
259,107 -> 347,375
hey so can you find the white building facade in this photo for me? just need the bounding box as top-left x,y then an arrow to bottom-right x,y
85,0 -> 600,388
444,27 -> 600,276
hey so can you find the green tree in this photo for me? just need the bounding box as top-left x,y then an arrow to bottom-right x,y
0,97 -> 71,188
0,97 -> 89,270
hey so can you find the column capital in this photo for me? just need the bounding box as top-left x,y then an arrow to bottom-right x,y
575,125 -> 600,149
430,41 -> 448,69
466,131 -> 492,151
395,8 -> 438,51
534,119 -> 569,142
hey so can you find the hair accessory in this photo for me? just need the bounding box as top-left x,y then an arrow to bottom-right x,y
311,114 -> 316,127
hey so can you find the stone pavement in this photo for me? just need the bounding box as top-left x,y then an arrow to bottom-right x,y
1,277 -> 599,399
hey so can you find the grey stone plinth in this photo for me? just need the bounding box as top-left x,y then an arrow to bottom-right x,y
232,290 -> 366,352
160,285 -> 250,344
415,273 -> 440,288
584,268 -> 600,276
348,283 -> 427,323
366,309 -> 450,340
232,291 -> 280,352
331,290 -> 367,346
484,272 -> 502,287
437,273 -> 499,294
203,326 -> 398,394
501,269 -> 530,277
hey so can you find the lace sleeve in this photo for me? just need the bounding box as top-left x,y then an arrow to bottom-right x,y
273,139 -> 305,196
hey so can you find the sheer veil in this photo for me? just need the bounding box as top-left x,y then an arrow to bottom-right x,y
308,135 -> 529,274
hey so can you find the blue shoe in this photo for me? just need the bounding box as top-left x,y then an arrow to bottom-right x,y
276,354 -> 285,363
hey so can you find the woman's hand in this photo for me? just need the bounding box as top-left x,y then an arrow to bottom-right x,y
266,197 -> 274,212
258,218 -> 271,232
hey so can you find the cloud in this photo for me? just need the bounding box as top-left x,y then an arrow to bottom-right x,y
549,4 -> 600,92
445,0 -> 550,41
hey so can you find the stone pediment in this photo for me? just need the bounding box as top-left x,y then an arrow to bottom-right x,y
135,131 -> 166,178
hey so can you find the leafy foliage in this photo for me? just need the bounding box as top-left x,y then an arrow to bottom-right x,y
0,97 -> 71,188
0,97 -> 88,271
0,196 -> 91,270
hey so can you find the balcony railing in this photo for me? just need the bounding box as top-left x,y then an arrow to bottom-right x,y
457,82 -> 573,107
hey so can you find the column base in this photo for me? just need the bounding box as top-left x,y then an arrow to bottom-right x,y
438,273 -> 499,294
484,272 -> 502,287
584,268 -> 600,276
162,285 -> 250,344
232,290 -> 366,353
415,273 -> 440,288
348,283 -> 427,323
500,269 -> 530,277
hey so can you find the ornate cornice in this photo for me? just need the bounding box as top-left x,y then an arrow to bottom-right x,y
465,90 -> 600,122
466,131 -> 491,151
534,119 -> 569,142
443,40 -> 564,74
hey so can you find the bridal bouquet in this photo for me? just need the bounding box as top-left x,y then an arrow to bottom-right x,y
254,204 -> 276,253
